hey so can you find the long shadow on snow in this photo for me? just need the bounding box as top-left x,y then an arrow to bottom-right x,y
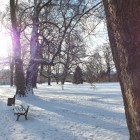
1,99 -> 80,140
35,87 -> 123,107
88,92 -> 123,106
34,87 -> 122,97
46,99 -> 128,136
20,94 -> 129,137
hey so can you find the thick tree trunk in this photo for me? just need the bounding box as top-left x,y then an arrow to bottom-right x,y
103,0 -> 140,139
26,60 -> 39,93
26,10 -> 39,93
32,69 -> 39,88
15,59 -> 26,96
10,0 -> 25,96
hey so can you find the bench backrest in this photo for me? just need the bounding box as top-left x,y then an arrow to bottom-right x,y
25,105 -> 29,113
21,104 -> 29,113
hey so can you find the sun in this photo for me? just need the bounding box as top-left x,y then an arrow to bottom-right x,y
0,32 -> 12,58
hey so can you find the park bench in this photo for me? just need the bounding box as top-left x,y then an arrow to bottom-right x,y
14,104 -> 29,121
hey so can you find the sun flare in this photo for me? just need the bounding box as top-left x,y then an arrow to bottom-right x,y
0,32 -> 11,58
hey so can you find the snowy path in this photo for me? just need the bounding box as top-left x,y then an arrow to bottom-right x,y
0,83 -> 129,140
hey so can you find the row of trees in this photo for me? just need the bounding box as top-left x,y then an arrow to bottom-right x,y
1,0 -> 116,90
0,41 -> 116,84
1,0 -> 105,95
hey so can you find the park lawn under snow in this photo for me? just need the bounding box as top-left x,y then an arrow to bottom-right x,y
0,82 -> 129,140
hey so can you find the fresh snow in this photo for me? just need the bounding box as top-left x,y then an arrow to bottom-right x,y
0,82 -> 129,140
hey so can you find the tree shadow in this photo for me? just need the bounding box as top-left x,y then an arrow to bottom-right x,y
15,92 -> 129,138
0,100 -> 83,140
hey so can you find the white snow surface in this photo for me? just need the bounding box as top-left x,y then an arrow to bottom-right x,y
0,82 -> 129,140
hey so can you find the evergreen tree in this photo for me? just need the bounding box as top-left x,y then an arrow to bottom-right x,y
73,66 -> 83,84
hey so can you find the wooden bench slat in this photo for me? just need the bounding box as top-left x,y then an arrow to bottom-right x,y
14,107 -> 25,114
13,105 -> 29,121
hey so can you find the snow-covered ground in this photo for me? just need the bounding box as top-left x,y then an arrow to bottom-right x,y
0,82 -> 129,140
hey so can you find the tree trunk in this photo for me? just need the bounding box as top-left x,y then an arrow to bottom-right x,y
56,78 -> 59,84
15,59 -> 26,96
61,70 -> 68,85
26,60 -> 39,94
103,0 -> 140,139
10,0 -> 25,96
10,62 -> 14,87
26,3 -> 39,93
32,69 -> 39,88
47,65 -> 51,85
107,63 -> 111,82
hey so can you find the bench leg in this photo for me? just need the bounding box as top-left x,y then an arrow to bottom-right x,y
16,114 -> 20,121
25,114 -> 28,120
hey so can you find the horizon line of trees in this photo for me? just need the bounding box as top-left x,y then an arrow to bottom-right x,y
0,0 -> 107,93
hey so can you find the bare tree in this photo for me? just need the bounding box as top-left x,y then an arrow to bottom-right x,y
87,50 -> 103,81
2,0 -> 102,92
100,43 -> 114,82
103,0 -> 140,139
26,0 -> 102,92
60,30 -> 87,84
1,1 -> 31,87
26,0 -> 53,93
10,0 -> 26,96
